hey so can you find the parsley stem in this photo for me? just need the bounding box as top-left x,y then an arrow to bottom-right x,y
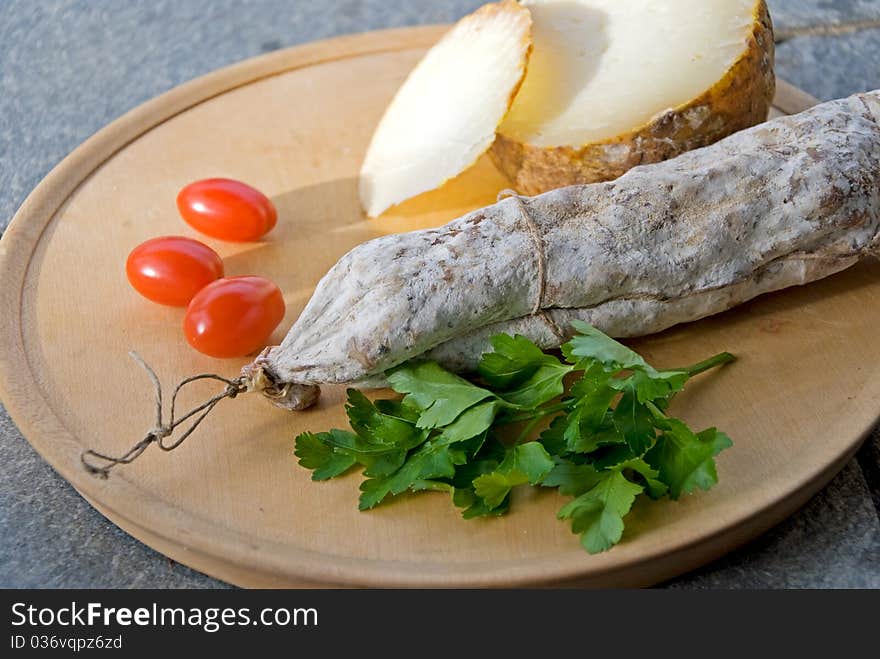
515,416 -> 544,444
679,351 -> 736,377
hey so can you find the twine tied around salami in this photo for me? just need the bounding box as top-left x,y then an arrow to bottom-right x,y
497,188 -> 568,342
82,90 -> 880,477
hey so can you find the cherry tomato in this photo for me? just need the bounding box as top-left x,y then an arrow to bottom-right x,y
184,276 -> 285,358
177,178 -> 277,242
126,236 -> 223,307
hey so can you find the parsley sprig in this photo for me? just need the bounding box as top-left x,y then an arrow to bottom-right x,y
294,321 -> 734,554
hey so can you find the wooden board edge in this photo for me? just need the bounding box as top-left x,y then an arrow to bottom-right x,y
774,78 -> 821,115
0,25 -> 862,588
83,436 -> 865,588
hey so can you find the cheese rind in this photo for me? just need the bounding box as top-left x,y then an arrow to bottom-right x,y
492,0 -> 775,195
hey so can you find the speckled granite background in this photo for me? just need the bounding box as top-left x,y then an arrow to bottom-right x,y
1,0 -> 878,589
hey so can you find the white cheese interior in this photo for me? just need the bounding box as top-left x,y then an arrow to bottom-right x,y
359,2 -> 531,217
500,0 -> 758,147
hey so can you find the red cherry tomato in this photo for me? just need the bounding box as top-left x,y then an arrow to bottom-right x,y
177,178 -> 277,242
126,236 -> 223,307
184,276 -> 285,358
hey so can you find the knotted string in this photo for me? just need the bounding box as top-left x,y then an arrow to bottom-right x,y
81,352 -> 246,479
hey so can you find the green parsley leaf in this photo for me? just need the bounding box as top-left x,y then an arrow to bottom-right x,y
373,397 -> 421,423
294,322 -> 734,557
388,361 -> 496,428
619,458 -> 669,499
542,369 -> 620,454
570,378 -> 618,432
590,443 -> 638,470
612,384 -> 656,455
478,333 -> 562,389
645,404 -> 733,499
497,361 -> 572,408
625,369 -> 689,403
564,321 -> 688,401
295,425 -> 411,479
472,442 -> 554,509
557,470 -> 644,554
499,441 -> 556,483
472,472 -> 519,509
571,419 -> 626,454
450,441 -> 507,518
358,438 -> 468,510
358,450 -> 408,478
345,389 -> 425,448
538,415 -> 568,455
293,431 -> 357,481
437,400 -> 500,443
451,444 -> 503,489
453,487 -> 510,519
542,459 -> 604,497
563,321 -> 653,372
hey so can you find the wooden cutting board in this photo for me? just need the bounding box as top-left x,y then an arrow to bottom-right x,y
1,26 -> 877,588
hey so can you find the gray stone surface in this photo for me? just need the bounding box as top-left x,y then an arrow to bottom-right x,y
769,0 -> 880,32
0,407 -> 230,589
776,27 -> 880,100
666,461 -> 880,589
1,0 -> 878,589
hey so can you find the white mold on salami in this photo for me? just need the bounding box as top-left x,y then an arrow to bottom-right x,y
248,91 -> 880,408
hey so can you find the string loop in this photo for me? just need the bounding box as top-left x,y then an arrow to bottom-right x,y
81,352 -> 246,478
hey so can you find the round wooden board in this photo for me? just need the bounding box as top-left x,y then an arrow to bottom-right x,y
1,26 -> 879,588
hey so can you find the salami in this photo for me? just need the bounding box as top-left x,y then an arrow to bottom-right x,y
246,91 -> 880,409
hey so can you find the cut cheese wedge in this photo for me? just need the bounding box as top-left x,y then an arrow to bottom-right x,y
359,0 -> 532,218
493,0 -> 775,194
